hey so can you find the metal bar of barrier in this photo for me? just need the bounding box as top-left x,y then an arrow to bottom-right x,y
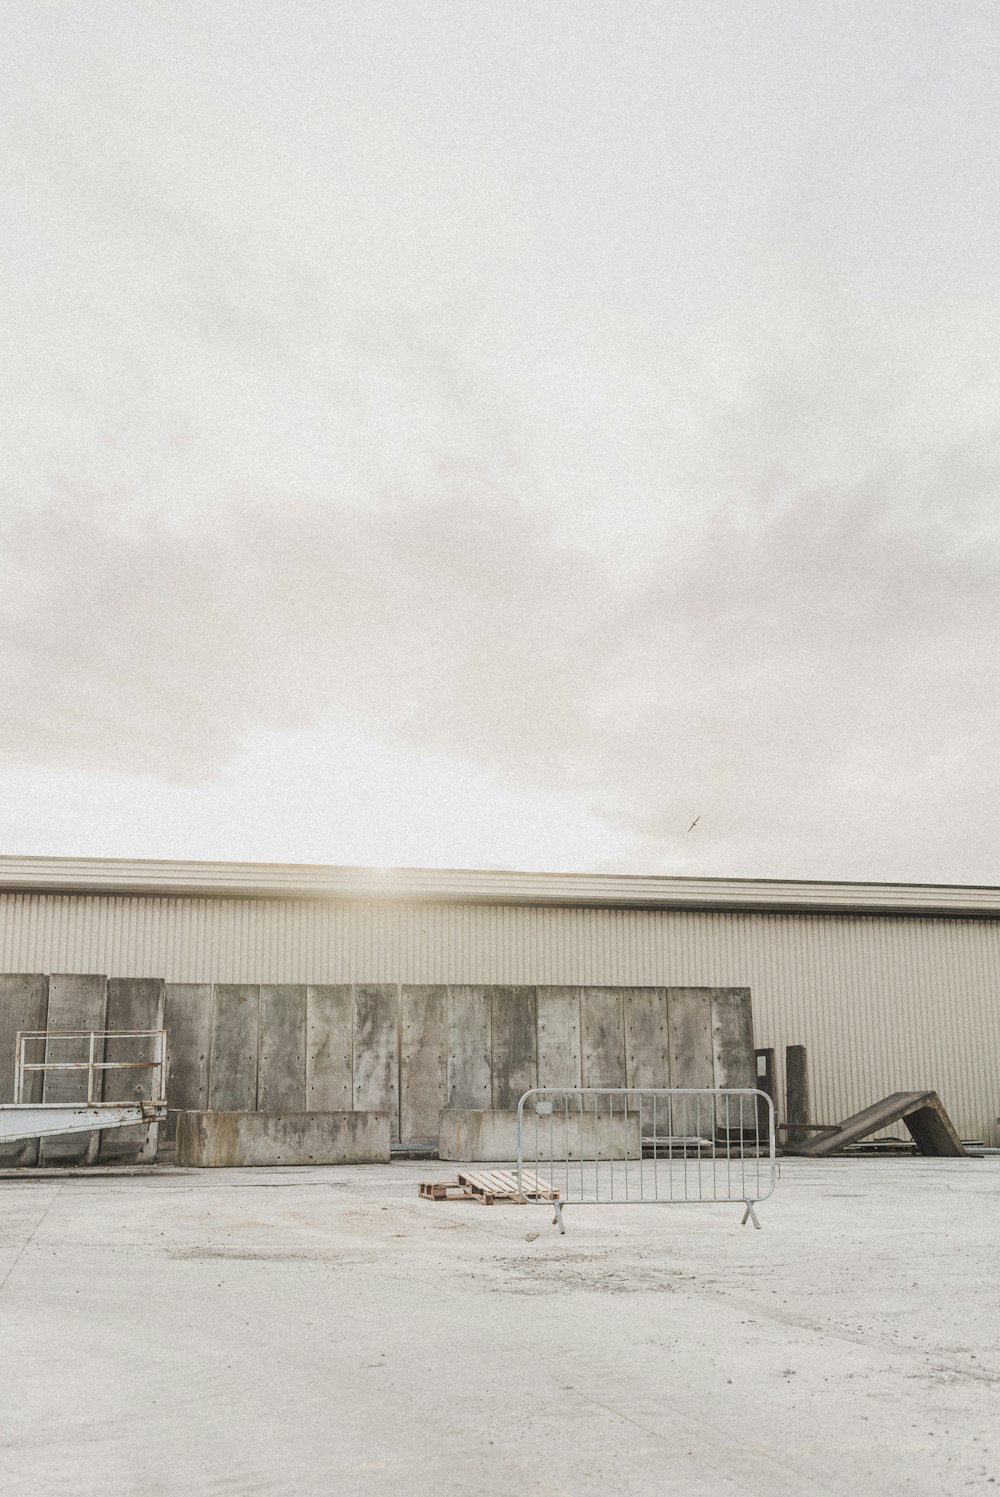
516,1087 -> 776,1232
17,1061 -> 163,1071
16,1030 -> 165,1041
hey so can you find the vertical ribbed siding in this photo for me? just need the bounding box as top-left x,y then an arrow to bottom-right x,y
1,893 -> 997,1142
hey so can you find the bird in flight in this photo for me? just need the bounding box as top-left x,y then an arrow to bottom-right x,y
687,815 -> 700,832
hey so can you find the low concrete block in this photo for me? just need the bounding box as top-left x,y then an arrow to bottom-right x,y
175,1110 -> 390,1167
439,1107 -> 642,1163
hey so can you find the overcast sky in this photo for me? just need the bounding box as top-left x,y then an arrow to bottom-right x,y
2,1 -> 999,882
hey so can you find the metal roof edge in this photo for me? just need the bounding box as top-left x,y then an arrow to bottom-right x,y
0,855 -> 998,917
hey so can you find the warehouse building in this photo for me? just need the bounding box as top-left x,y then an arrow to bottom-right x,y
0,855 -> 998,1146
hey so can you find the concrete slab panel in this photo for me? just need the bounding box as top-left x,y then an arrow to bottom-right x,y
400,986 -> 447,1145
353,985 -> 399,1141
305,985 -> 353,1111
175,1109 -> 390,1167
711,987 -> 756,1131
446,986 -> 491,1110
623,987 -> 669,1135
209,985 -> 260,1113
711,989 -> 755,1087
258,985 -> 307,1113
580,987 -> 625,1088
438,1107 -> 642,1163
536,987 -> 582,1089
162,984 -> 212,1143
41,974 -> 107,1165
0,973 -> 48,1166
668,988 -> 716,1136
623,989 -> 669,1089
100,978 -> 165,1162
490,986 -> 537,1109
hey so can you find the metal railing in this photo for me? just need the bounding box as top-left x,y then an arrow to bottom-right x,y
14,1030 -> 168,1106
516,1087 -> 777,1232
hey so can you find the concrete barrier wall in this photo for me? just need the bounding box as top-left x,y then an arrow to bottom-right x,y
169,983 -> 750,1147
175,1109 -> 390,1167
0,977 -> 753,1161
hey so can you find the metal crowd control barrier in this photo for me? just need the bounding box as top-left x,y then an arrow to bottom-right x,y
516,1087 -> 776,1232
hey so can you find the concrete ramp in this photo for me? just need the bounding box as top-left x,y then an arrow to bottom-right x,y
790,1091 -> 966,1157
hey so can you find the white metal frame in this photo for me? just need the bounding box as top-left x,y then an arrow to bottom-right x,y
14,1029 -> 168,1106
0,1030 -> 168,1148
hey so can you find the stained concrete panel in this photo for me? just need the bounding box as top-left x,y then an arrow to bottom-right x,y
175,1109 -> 390,1167
0,973 -> 48,1166
623,988 -> 670,1088
711,988 -> 756,1131
258,985 -> 307,1112
536,988 -> 582,1089
41,974 -> 107,1165
623,987 -> 670,1136
162,984 -> 212,1143
580,988 -> 626,1088
711,989 -> 755,1087
352,985 -> 399,1141
490,986 -> 537,1110
668,987 -> 716,1136
400,986 -> 447,1144
305,985 -> 353,1111
100,978 -> 166,1161
209,985 -> 260,1113
447,987 -> 491,1110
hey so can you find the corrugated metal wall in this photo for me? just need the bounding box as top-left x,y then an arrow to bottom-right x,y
1,892 -> 998,1144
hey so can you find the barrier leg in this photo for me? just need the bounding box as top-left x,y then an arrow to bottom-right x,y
740,1199 -> 761,1230
553,1202 -> 566,1234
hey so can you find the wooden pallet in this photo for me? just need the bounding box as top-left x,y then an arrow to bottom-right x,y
418,1169 -> 559,1205
418,1180 -> 475,1201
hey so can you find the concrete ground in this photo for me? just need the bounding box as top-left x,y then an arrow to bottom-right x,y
0,1157 -> 997,1497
